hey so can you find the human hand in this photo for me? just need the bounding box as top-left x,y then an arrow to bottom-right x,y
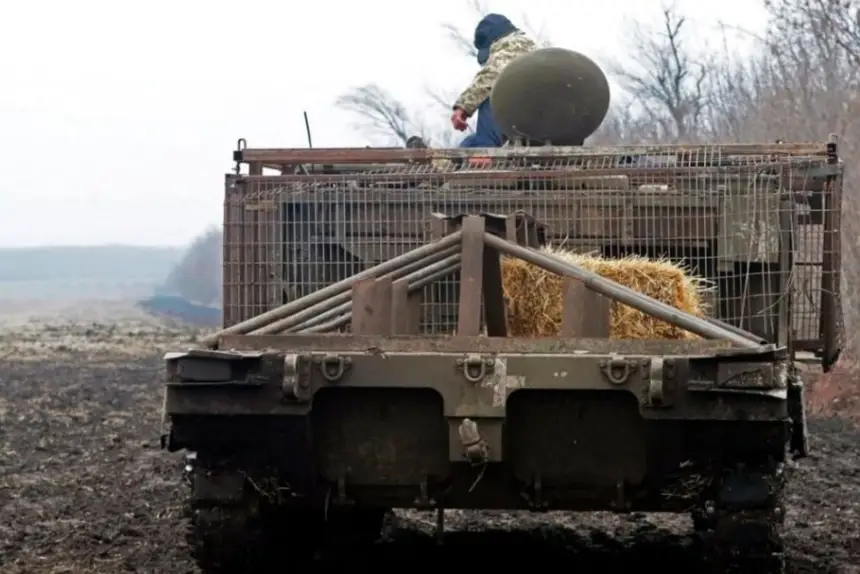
451,108 -> 469,131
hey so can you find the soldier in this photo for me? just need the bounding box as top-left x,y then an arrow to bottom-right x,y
452,14 -> 537,148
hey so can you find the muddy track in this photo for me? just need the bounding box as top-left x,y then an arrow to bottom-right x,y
2,355 -> 859,573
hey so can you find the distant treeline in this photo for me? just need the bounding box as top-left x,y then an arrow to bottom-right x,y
0,230 -> 223,305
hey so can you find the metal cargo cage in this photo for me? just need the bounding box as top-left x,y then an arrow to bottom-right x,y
223,141 -> 843,368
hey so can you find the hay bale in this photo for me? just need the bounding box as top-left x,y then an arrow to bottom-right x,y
500,247 -> 711,339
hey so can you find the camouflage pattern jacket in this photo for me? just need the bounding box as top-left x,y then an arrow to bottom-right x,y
453,30 -> 537,117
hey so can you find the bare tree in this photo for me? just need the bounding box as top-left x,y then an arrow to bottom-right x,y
334,84 -> 417,146
609,5 -> 712,142
439,0 -> 492,60
766,0 -> 860,63
590,105 -> 657,144
705,0 -> 859,142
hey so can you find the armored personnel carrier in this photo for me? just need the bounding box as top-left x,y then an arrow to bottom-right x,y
160,138 -> 842,574
160,49 -> 843,574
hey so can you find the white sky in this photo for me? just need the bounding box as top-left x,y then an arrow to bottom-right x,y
0,0 -> 767,248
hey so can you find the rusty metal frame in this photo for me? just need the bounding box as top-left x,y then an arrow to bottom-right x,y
209,213 -> 767,351
232,141 -> 838,188
216,333 -> 752,356
819,136 -> 843,370
224,140 -> 843,368
234,142 -> 833,166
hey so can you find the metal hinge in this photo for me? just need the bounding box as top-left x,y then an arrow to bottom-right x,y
645,358 -> 674,407
282,354 -> 312,401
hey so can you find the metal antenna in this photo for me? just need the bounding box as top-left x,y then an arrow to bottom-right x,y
303,111 -> 313,148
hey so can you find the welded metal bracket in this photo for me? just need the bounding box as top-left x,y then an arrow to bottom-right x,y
282,353 -> 312,401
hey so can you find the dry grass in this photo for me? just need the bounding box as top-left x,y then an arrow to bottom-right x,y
501,247 -> 711,339
806,359 -> 860,421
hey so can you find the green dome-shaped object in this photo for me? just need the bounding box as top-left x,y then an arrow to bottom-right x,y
490,47 -> 611,145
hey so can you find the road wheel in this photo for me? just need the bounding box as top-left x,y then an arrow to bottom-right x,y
701,512 -> 785,573
700,464 -> 786,574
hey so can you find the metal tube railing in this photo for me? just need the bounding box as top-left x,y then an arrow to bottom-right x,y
249,245 -> 461,336
298,261 -> 463,333
203,231 -> 463,346
704,316 -> 767,344
289,253 -> 462,332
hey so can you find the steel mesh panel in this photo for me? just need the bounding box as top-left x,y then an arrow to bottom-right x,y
223,144 -> 842,353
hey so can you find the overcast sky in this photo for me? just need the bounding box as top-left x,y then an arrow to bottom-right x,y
1,0 -> 767,248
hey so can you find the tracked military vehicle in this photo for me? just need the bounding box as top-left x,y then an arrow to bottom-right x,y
160,49 -> 843,573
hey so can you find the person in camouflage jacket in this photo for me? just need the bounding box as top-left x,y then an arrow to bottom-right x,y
453,14 -> 537,148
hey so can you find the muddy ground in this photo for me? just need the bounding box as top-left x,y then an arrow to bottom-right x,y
1,308 -> 859,573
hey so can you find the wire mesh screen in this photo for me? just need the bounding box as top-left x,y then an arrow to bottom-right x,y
223,144 -> 842,355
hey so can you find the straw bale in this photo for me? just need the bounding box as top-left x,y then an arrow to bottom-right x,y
500,246 -> 711,339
